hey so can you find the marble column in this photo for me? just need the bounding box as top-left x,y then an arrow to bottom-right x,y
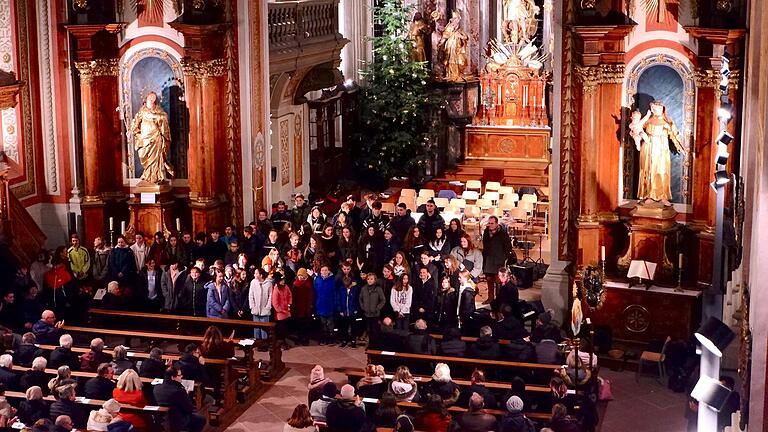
339,0 -> 372,83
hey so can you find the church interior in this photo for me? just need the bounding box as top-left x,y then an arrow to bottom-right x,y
0,0 -> 766,431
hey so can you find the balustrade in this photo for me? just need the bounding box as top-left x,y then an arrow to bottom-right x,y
268,0 -> 339,50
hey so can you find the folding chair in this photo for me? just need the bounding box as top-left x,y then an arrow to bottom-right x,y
461,190 -> 479,202
482,191 -> 500,205
498,186 -> 515,197
465,180 -> 482,191
485,181 -> 501,192
476,199 -> 492,210
433,197 -> 450,209
449,198 -> 467,209
418,189 -> 435,198
437,189 -> 458,200
400,188 -> 416,198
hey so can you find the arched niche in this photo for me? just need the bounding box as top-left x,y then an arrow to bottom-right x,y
120,48 -> 188,180
625,53 -> 695,205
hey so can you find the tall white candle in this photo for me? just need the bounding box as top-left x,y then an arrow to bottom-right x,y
176,218 -> 181,232
156,223 -> 161,233
120,221 -> 126,235
601,246 -> 606,262
109,217 -> 114,231
679,253 -> 684,268
533,96 -> 537,110
523,86 -> 528,107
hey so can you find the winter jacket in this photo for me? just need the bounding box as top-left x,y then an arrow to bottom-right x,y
32,320 -> 61,345
494,316 -> 529,341
291,279 -> 314,319
467,335 -> 500,360
113,388 -> 148,430
406,330 -> 437,355
205,281 -> 231,318
313,274 -> 336,317
272,285 -> 293,321
249,277 -> 273,316
108,246 -> 136,282
417,211 -> 446,240
80,349 -> 113,372
161,268 -> 187,311
180,275 -> 207,317
439,338 -> 466,357
91,247 -> 111,283
421,380 -> 459,406
458,285 -> 477,324
412,277 -> 438,319
482,227 -> 514,274
450,246 -> 484,279
500,412 -> 536,432
389,214 -> 415,243
416,411 -> 452,432
362,213 -> 390,234
335,284 -> 360,317
358,283 -> 386,318
390,380 -> 419,402
325,399 -> 368,432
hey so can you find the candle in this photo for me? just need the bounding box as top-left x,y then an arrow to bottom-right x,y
156,222 -> 161,233
176,218 -> 181,232
533,96 -> 537,110
679,253 -> 684,268
523,86 -> 528,107
109,217 -> 114,231
542,94 -> 546,108
601,246 -> 606,262
120,221 -> 126,234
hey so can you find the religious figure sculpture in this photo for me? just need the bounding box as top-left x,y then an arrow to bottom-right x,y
409,12 -> 432,63
634,100 -> 685,205
130,92 -> 174,184
438,11 -> 469,82
502,0 -> 540,46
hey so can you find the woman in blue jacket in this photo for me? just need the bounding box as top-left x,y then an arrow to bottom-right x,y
313,264 -> 336,345
206,268 -> 231,318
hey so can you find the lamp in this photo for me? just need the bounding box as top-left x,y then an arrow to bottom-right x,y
691,376 -> 732,412
713,170 -> 730,186
714,145 -> 729,166
717,103 -> 732,121
695,317 -> 735,357
716,131 -> 733,146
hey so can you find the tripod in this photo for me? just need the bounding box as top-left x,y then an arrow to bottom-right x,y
535,233 -> 546,265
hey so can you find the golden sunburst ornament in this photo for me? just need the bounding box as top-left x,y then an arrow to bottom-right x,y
643,0 -> 678,23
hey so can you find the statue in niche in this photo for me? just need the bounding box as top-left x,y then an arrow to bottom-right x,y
131,92 -> 175,184
438,11 -> 469,81
502,0 -> 540,46
409,12 -> 431,63
632,100 -> 685,206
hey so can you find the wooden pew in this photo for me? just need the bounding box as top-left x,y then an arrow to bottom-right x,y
342,368 -> 550,393
86,308 -> 284,378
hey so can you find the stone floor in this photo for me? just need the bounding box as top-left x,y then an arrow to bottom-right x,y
226,343 -> 690,432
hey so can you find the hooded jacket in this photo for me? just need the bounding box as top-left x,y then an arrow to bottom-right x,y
248,277 -> 273,316
358,282 -> 385,317
313,274 -> 336,317
390,380 -> 419,402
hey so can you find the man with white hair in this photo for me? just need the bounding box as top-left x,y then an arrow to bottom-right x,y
20,356 -> 48,393
32,309 -> 64,344
49,334 -> 78,370
80,338 -> 113,372
0,353 -> 19,390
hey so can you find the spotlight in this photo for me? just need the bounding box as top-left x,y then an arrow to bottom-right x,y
695,317 -> 735,357
691,376 -> 732,412
717,103 -> 732,121
719,75 -> 729,92
713,170 -> 730,187
716,131 -> 733,146
715,145 -> 729,166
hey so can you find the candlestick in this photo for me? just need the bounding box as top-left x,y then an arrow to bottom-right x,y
678,253 -> 684,268
109,217 -> 114,231
176,218 -> 181,232
601,246 -> 606,262
676,253 -> 685,292
120,221 -> 126,235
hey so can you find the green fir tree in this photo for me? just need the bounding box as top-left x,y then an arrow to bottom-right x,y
354,0 -> 442,186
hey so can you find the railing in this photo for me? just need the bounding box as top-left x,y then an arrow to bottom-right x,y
268,0 -> 340,51
0,158 -> 46,267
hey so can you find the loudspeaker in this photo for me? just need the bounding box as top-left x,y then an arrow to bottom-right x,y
513,263 -> 534,288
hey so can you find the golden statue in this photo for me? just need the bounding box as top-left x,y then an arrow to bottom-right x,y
633,100 -> 685,205
409,12 -> 431,63
502,0 -> 539,46
130,92 -> 174,184
438,11 -> 469,82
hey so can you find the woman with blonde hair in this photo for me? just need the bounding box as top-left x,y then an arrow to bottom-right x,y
86,398 -> 121,431
357,364 -> 387,399
389,251 -> 411,278
113,369 -> 148,430
422,363 -> 460,407
389,365 -> 419,402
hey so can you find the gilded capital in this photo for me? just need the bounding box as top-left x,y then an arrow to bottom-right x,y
693,68 -> 722,89
574,64 -> 625,94
182,58 -> 227,79
728,69 -> 741,91
75,59 -> 120,83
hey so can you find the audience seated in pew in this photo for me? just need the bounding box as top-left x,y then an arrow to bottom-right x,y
32,310 -> 63,346
373,391 -> 402,428
389,366 -> 419,403
310,382 -> 337,422
83,363 -> 115,401
405,319 -> 436,356
153,366 -> 205,432
456,392 -> 498,432
85,398 -> 121,431
499,395 -> 536,432
49,384 -> 87,429
110,346 -> 135,376
17,333 -> 44,367
47,366 -> 75,396
138,348 -> 167,379
438,327 -> 465,357
356,364 -> 387,400
18,386 -> 49,425
466,326 -> 500,360
283,403 -> 316,432
420,363 -> 459,407
175,344 -> 211,387
308,364 -> 332,406
21,357 -> 50,395
113,369 -> 149,431
49,335 -> 78,371
456,369 -> 498,410
325,384 -> 368,432
79,338 -> 113,373
0,354 -> 20,391
415,394 -> 451,432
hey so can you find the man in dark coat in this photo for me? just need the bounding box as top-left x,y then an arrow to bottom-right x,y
32,310 -> 63,345
389,203 -> 415,243
107,236 -> 137,285
16,332 -> 44,367
180,267 -> 207,317
49,335 -> 79,371
493,305 -> 528,342
291,193 -> 312,228
154,366 -> 206,432
482,216 -> 514,305
370,317 -> 405,352
0,354 -> 20,391
457,392 -> 498,432
467,326 -> 500,360
416,200 -> 445,240
325,384 -> 368,432
83,363 -> 116,400
175,344 -> 211,386
412,266 -> 438,324
49,385 -> 88,429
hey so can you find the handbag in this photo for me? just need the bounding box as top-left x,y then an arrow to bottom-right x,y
598,376 -> 614,401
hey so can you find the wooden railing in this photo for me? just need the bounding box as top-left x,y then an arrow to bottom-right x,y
268,0 -> 340,50
0,159 -> 45,267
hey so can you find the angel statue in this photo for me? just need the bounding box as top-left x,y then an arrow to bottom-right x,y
502,0 -> 540,46
130,92 -> 175,184
409,12 -> 432,63
438,11 -> 469,82
632,100 -> 685,205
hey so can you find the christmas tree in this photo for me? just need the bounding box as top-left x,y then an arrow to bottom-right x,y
353,0 -> 442,187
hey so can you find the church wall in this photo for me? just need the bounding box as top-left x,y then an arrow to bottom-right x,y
269,103 -> 309,206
